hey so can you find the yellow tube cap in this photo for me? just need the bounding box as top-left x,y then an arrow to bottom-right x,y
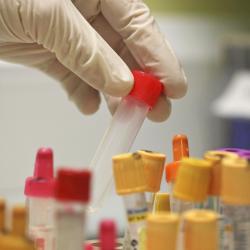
173,158 -> 212,202
12,204 -> 27,237
146,212 -> 179,250
204,151 -> 239,196
153,193 -> 170,213
221,157 -> 250,205
113,153 -> 146,195
137,150 -> 166,192
183,210 -> 219,250
0,198 -> 6,232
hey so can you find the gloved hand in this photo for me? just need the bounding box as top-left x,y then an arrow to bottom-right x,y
0,0 -> 187,122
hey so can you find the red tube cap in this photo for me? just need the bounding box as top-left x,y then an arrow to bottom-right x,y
55,168 -> 91,203
129,70 -> 163,108
100,220 -> 116,250
24,148 -> 54,198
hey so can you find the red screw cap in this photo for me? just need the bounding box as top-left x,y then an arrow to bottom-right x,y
55,168 -> 91,203
129,70 -> 163,108
100,219 -> 117,250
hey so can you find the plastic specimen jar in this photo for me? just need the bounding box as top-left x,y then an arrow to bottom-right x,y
113,153 -> 148,249
221,157 -> 250,250
89,71 -> 163,212
173,158 -> 212,213
54,168 -> 91,250
146,212 -> 179,250
24,148 -> 55,250
183,210 -> 219,250
165,135 -> 189,211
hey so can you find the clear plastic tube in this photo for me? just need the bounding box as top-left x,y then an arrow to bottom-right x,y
55,202 -> 86,250
89,96 -> 149,212
171,197 -> 195,214
27,197 -> 55,250
221,204 -> 250,250
122,193 -> 148,250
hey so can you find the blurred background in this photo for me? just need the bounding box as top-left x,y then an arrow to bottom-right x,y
0,0 -> 250,237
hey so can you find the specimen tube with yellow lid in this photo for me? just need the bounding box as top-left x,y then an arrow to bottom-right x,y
221,157 -> 250,250
0,198 -> 6,234
153,193 -> 170,213
137,150 -> 166,211
183,209 -> 219,250
146,212 -> 179,250
165,135 -> 189,211
203,150 -> 238,212
173,158 -> 212,213
113,153 -> 148,250
0,204 -> 34,250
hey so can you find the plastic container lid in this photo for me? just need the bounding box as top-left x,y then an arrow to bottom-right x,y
221,157 -> 250,205
166,135 -> 189,183
55,168 -> 91,203
153,193 -> 170,213
137,150 -> 166,192
183,210 -> 218,250
24,148 -> 54,198
173,158 -> 212,202
0,198 -> 5,232
99,220 -> 116,250
12,205 -> 26,237
204,151 -> 238,196
129,71 -> 163,108
217,147 -> 247,156
113,153 -> 146,195
147,212 -> 179,250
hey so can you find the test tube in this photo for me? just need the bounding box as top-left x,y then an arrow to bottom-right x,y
0,205 -> 34,250
89,71 -> 163,212
24,148 -> 55,250
203,151 -> 238,212
172,158 -> 212,213
183,210 -> 219,250
146,212 -> 179,250
137,150 -> 166,211
153,193 -> 170,213
221,157 -> 250,250
99,220 -> 116,250
54,168 -> 91,250
113,153 -> 148,250
165,135 -> 189,210
0,198 -> 6,234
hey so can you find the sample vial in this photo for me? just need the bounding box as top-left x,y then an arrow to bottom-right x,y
183,210 -> 219,250
203,151 -> 238,212
99,220 -> 116,250
221,157 -> 250,250
24,148 -> 55,250
54,168 -> 91,250
113,153 -> 148,250
137,150 -> 166,211
173,158 -> 212,213
0,198 -> 6,234
0,205 -> 34,250
146,212 -> 179,250
153,193 -> 170,213
165,135 -> 189,211
89,71 -> 163,212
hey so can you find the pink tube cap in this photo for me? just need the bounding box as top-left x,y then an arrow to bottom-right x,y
84,243 -> 94,250
100,219 -> 116,250
24,148 -> 54,198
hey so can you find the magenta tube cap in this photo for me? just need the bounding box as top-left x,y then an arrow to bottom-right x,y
24,148 -> 54,198
100,220 -> 116,250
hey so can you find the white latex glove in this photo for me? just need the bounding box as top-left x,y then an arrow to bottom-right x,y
0,0 -> 187,122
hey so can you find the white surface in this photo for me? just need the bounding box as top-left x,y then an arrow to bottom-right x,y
212,71 -> 250,119
0,15 -> 248,236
